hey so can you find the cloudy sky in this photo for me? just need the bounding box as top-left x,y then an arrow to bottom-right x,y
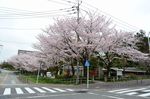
0,0 -> 150,62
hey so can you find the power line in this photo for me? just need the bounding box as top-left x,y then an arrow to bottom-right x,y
48,0 -> 73,6
0,27 -> 41,30
0,7 -> 72,15
0,13 -> 73,19
0,39 -> 33,45
59,0 -> 76,4
0,7 -> 75,19
80,2 -> 140,31
0,8 -> 73,16
79,9 -> 135,32
0,7 -> 38,13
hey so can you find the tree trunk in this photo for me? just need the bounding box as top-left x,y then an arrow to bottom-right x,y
76,59 -> 80,84
70,58 -> 75,76
71,65 -> 75,76
105,66 -> 110,82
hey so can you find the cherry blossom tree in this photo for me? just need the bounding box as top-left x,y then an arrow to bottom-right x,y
34,13 -> 149,82
96,31 -> 149,81
8,53 -> 43,72
34,14 -> 115,83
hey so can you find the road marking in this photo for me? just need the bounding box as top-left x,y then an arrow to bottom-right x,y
25,93 -> 81,98
0,84 -> 28,86
88,92 -> 99,95
3,88 -> 11,95
33,87 -> 46,93
116,88 -> 147,94
41,87 -> 57,93
53,88 -> 66,92
125,92 -> 138,95
108,88 -> 130,93
1,87 -> 74,96
102,95 -> 124,99
15,88 -> 24,94
138,92 -> 150,97
142,90 -> 150,92
25,87 -> 36,94
66,89 -> 74,91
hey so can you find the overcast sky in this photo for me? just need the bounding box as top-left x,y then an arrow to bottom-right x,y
0,0 -> 150,62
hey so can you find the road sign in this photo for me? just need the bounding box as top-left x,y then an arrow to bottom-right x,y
84,60 -> 90,67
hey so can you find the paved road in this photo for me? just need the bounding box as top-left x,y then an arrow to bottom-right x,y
0,69 -> 150,99
0,87 -> 148,99
0,69 -> 23,85
0,84 -> 150,99
0,85 -> 76,99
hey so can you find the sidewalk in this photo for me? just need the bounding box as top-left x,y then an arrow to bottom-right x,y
89,79 -> 150,89
30,79 -> 150,90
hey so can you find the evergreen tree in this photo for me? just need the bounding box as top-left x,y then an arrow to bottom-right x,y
135,30 -> 149,53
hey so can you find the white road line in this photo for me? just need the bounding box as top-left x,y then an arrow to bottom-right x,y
3,88 -> 11,95
116,88 -> 147,94
41,87 -> 57,93
33,87 -> 46,93
53,88 -> 66,92
15,88 -> 24,94
125,92 -> 138,95
142,90 -> 150,92
25,87 -> 36,94
108,88 -> 130,93
138,92 -> 150,97
88,92 -> 99,95
66,89 -> 74,91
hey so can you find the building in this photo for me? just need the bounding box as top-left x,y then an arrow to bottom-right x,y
18,50 -> 35,55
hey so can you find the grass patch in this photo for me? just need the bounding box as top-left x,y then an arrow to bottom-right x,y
19,75 -> 76,84
19,74 -> 94,84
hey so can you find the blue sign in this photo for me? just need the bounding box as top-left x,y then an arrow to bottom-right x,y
84,60 -> 90,67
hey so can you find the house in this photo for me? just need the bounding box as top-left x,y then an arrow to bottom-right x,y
123,67 -> 146,75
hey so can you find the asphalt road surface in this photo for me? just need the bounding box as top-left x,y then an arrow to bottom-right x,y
0,69 -> 23,85
0,69 -> 150,99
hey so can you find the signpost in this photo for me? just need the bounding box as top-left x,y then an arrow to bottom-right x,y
84,60 -> 90,89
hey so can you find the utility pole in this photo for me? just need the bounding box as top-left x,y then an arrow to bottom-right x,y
76,0 -> 82,23
77,0 -> 80,24
75,0 -> 82,85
